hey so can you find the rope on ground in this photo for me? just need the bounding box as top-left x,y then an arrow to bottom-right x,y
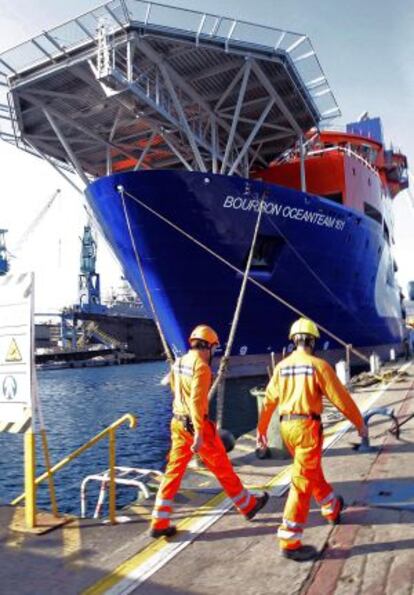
118,186 -> 174,365
209,198 -> 265,428
122,189 -> 370,366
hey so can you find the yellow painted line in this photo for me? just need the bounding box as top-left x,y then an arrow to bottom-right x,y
128,504 -> 152,520
84,364 -> 410,595
83,491 -> 228,595
242,433 -> 257,442
234,443 -> 253,453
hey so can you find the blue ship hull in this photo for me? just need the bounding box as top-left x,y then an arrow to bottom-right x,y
87,170 -> 403,370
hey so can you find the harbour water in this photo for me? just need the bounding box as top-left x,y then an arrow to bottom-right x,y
0,362 -> 260,515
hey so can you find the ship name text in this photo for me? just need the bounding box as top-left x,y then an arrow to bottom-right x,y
223,196 -> 346,231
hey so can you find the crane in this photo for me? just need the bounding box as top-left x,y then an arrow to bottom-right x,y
12,189 -> 61,254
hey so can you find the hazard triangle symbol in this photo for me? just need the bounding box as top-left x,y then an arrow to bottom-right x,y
5,338 -> 22,362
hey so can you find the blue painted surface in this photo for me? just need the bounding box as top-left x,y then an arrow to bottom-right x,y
346,117 -> 384,143
87,170 -> 403,359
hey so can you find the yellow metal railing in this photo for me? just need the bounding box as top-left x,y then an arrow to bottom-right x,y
13,413 -> 137,526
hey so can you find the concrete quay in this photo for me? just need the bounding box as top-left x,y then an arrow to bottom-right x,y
0,360 -> 413,595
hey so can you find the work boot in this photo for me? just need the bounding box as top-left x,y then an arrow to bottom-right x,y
329,495 -> 345,525
280,544 -> 318,562
150,525 -> 177,539
245,492 -> 269,521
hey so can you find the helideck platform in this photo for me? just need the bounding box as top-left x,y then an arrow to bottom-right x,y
1,358 -> 414,594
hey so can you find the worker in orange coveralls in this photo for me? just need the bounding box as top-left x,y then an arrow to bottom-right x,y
257,318 -> 368,561
151,324 -> 269,538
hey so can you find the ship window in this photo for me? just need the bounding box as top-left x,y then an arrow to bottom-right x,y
368,178 -> 371,186
383,222 -> 390,245
352,167 -> 356,176
386,261 -> 394,286
364,202 -> 382,225
245,235 -> 285,272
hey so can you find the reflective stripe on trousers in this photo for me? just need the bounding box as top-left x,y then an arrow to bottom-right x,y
318,491 -> 340,520
278,418 -> 335,550
151,418 -> 257,530
232,488 -> 254,513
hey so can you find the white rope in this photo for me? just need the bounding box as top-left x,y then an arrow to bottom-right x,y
122,188 -> 370,365
118,186 -> 174,365
210,198 -> 265,427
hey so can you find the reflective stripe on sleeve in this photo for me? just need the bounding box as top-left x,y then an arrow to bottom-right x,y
172,363 -> 194,378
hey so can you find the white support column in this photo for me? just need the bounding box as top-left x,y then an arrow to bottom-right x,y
299,134 -> 307,192
107,106 -> 123,175
133,131 -> 156,170
25,92 -> 139,163
220,60 -> 251,174
211,116 -> 218,174
159,63 -> 207,172
106,147 -> 112,176
26,140 -> 84,196
251,60 -> 302,136
127,40 -> 134,82
43,108 -> 89,187
228,98 -> 274,176
161,133 -> 193,171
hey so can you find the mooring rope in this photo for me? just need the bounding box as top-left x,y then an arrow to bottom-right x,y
264,212 -> 379,342
118,185 -> 174,365
122,187 -> 370,365
209,198 -> 265,428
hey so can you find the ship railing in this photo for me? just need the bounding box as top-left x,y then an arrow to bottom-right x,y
306,145 -> 381,178
11,413 -> 137,525
272,143 -> 381,180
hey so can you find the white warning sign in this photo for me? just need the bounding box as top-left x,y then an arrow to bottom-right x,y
0,273 -> 34,433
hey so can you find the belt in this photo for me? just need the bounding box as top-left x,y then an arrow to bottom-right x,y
173,413 -> 208,422
280,413 -> 321,422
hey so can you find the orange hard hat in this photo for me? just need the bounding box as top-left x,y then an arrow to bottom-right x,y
189,325 -> 219,346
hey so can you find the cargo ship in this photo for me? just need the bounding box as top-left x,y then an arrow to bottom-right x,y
0,1 -> 408,374
88,116 -> 408,373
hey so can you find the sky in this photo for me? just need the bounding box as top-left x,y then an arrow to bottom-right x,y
0,0 -> 413,311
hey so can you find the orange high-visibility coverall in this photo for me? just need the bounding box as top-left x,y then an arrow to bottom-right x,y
258,349 -> 364,551
151,350 -> 258,531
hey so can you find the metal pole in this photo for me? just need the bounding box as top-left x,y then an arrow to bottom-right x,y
24,430 -> 36,528
300,134 -> 307,192
109,429 -> 116,524
43,108 -> 89,187
346,343 -> 351,371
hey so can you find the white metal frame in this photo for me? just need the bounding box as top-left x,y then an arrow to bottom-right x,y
0,0 -> 341,184
80,465 -> 162,519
